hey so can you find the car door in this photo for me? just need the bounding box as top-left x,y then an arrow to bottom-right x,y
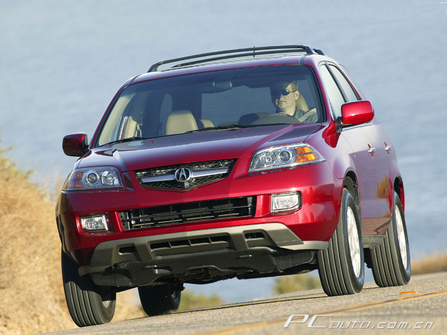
330,64 -> 394,234
360,122 -> 393,233
319,63 -> 381,234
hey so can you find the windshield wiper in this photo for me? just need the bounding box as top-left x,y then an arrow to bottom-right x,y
186,123 -> 292,134
102,136 -> 153,146
185,123 -> 241,133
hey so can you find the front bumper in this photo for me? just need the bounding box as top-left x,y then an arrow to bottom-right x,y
79,223 -> 327,287
56,160 -> 343,286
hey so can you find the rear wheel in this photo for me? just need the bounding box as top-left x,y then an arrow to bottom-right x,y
138,284 -> 182,316
317,188 -> 364,296
370,191 -> 411,286
62,251 -> 116,327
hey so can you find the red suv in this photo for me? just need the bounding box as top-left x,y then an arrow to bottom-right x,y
56,45 -> 411,326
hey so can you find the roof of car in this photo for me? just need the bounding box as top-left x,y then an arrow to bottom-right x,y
147,45 -> 325,72
128,45 -> 330,86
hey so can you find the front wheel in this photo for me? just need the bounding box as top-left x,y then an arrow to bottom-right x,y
317,188 -> 364,296
62,251 -> 116,327
138,284 -> 182,316
370,191 -> 411,287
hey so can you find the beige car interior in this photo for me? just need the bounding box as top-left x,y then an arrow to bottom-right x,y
166,110 -> 198,135
165,110 -> 215,135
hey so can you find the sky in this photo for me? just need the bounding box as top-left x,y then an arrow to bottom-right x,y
1,0 -> 446,302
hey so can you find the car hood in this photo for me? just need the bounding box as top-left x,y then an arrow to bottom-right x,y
78,124 -> 323,172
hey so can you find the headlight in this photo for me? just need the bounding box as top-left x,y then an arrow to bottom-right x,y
66,167 -> 123,190
249,144 -> 325,172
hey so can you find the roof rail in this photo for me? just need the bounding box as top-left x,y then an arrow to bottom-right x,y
148,45 -> 324,72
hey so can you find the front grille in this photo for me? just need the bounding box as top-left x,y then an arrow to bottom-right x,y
134,159 -> 236,190
119,196 -> 256,230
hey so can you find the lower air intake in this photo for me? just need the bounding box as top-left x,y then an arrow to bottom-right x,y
119,196 -> 256,230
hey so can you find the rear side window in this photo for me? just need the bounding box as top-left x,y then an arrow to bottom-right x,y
328,65 -> 359,102
319,65 -> 345,118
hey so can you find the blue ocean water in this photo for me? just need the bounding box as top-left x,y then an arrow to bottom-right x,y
1,0 -> 446,303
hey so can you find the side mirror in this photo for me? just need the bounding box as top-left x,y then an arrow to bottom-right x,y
340,100 -> 374,128
62,133 -> 89,157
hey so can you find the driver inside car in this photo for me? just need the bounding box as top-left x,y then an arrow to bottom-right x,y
270,80 -> 318,123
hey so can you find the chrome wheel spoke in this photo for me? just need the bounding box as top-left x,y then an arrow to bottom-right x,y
395,207 -> 408,268
347,207 -> 361,278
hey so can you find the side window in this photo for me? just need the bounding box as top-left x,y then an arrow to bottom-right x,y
319,65 -> 345,118
328,65 -> 359,102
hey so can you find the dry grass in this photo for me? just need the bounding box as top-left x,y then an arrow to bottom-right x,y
178,290 -> 224,311
0,150 -> 144,334
411,253 -> 447,275
0,151 -> 73,334
273,273 -> 321,295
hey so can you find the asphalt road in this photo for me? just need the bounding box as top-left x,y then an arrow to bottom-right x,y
48,272 -> 447,335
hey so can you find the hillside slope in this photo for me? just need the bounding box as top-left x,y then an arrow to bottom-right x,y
0,149 -> 145,334
0,149 -> 73,334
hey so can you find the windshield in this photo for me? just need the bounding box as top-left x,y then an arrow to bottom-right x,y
96,65 -> 323,147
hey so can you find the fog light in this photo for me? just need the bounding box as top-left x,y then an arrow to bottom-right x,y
80,214 -> 108,232
271,192 -> 301,212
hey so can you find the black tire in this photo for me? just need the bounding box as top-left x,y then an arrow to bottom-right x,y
317,188 -> 365,296
370,191 -> 411,287
62,251 -> 116,327
138,284 -> 182,316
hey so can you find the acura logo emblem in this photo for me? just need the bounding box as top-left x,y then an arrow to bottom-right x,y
174,168 -> 192,182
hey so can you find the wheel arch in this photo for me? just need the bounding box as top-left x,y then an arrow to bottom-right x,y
344,171 -> 360,207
